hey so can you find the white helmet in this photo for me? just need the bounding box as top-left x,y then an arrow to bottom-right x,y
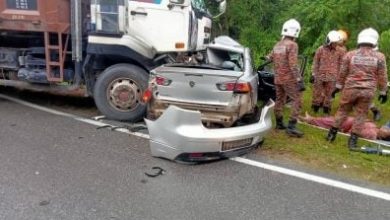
326,30 -> 342,45
357,28 -> 379,46
281,19 -> 301,38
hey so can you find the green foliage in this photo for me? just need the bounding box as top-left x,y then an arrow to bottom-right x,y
211,0 -> 390,72
210,0 -> 282,66
379,30 -> 390,70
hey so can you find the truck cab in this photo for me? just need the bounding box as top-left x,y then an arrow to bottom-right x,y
89,0 -> 218,57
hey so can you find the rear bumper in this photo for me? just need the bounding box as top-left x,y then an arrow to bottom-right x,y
145,100 -> 275,162
174,141 -> 264,162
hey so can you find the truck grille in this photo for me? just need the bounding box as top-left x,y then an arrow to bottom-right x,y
222,138 -> 253,152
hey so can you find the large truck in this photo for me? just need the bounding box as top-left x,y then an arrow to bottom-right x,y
0,0 -> 226,121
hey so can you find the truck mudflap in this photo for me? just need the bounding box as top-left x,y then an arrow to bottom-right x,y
145,100 -> 275,162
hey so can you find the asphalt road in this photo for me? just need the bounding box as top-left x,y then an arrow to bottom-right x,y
0,95 -> 389,220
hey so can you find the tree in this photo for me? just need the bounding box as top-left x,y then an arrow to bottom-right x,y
380,30 -> 390,71
212,0 -> 390,73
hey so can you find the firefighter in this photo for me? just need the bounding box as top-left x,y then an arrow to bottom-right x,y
369,45 -> 383,121
338,29 -> 382,121
327,28 -> 388,149
310,30 -> 345,114
267,19 -> 305,137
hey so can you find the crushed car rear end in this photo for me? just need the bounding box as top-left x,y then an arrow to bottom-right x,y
146,37 -> 258,127
143,36 -> 274,162
146,64 -> 255,127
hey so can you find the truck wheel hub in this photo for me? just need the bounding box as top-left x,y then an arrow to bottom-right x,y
108,78 -> 140,111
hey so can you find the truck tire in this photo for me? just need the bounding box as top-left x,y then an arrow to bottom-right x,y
93,64 -> 148,122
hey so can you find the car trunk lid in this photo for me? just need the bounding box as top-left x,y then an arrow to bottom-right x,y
152,65 -> 243,106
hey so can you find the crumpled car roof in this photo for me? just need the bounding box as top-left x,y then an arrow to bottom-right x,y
208,36 -> 245,54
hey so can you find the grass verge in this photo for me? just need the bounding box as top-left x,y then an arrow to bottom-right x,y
258,87 -> 390,186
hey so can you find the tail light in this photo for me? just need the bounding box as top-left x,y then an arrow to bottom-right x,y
216,81 -> 252,93
142,88 -> 153,103
155,75 -> 172,86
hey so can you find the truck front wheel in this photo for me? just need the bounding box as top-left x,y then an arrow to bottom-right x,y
93,64 -> 148,121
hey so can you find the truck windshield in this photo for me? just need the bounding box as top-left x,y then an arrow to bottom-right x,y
192,0 -> 207,14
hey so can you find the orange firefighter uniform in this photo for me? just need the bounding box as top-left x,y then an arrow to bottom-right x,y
311,45 -> 346,111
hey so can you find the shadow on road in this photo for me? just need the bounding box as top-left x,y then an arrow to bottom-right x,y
0,86 -> 98,117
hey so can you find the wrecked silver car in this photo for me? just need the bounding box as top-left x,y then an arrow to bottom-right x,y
144,36 -> 274,162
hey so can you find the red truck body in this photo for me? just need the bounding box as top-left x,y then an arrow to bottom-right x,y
0,0 -> 70,33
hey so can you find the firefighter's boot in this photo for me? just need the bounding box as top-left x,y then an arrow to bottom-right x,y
326,127 -> 338,142
372,109 -> 382,121
348,133 -> 359,150
286,119 -> 304,138
275,116 -> 287,130
323,107 -> 330,115
311,105 -> 320,113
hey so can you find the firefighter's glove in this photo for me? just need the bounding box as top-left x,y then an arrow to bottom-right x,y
378,91 -> 388,104
309,75 -> 315,84
297,80 -> 306,92
331,88 -> 340,98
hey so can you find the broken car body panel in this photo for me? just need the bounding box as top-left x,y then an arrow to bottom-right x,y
145,100 -> 274,162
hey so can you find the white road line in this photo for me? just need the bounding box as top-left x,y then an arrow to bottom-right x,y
1,93 -> 389,201
231,157 -> 390,201
0,94 -> 149,139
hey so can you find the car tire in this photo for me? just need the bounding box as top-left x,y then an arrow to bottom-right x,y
93,64 -> 148,122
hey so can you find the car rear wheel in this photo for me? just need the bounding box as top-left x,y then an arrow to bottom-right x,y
93,64 -> 148,121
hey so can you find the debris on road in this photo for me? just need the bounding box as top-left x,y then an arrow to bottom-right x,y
96,125 -> 112,130
96,123 -> 147,132
92,115 -> 106,121
124,124 -> 148,132
145,167 -> 166,178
